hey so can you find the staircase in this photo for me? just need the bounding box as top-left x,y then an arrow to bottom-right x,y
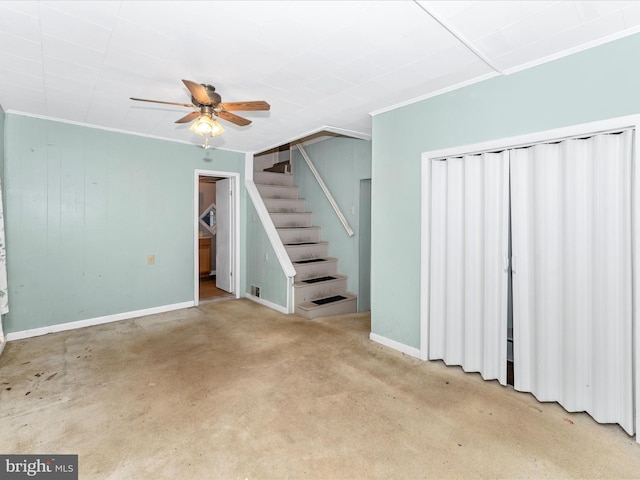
254,169 -> 357,319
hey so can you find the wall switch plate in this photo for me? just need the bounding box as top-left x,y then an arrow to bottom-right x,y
147,255 -> 155,265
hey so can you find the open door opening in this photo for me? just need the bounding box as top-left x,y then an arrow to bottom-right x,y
196,172 -> 238,305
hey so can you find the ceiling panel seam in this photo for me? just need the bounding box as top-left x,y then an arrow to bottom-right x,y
413,0 -> 504,75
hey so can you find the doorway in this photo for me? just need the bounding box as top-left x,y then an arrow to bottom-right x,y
358,179 -> 371,312
195,170 -> 240,306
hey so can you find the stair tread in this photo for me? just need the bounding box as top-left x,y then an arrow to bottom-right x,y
294,274 -> 347,286
285,241 -> 328,246
293,256 -> 337,264
296,292 -> 357,311
277,226 -> 320,229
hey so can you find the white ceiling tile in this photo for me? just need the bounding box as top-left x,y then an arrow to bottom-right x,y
39,5 -> 112,52
0,68 -> 43,92
43,1 -> 120,30
109,18 -> 177,61
0,84 -> 45,112
0,0 -> 637,152
0,31 -> 42,61
0,1 -> 39,16
0,50 -> 42,77
0,3 -> 40,39
499,2 -> 582,48
621,3 -> 640,28
43,56 -> 99,85
573,1 -> 636,22
41,34 -> 104,70
102,47 -> 168,80
304,74 -> 355,97
473,32 -> 514,58
420,1 -> 477,20
330,56 -> 386,87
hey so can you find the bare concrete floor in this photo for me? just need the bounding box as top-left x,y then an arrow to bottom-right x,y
1,299 -> 639,479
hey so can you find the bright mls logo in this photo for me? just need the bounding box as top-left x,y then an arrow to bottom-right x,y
0,455 -> 77,479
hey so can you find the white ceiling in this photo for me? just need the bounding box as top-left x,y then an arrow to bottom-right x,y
1,1 -> 639,153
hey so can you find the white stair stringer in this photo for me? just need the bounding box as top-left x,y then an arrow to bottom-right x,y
254,169 -> 357,319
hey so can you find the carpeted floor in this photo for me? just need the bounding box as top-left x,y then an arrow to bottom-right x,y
1,299 -> 639,479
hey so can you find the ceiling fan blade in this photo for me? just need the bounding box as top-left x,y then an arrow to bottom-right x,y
216,110 -> 251,126
182,79 -> 213,105
130,97 -> 195,108
218,101 -> 270,111
175,111 -> 201,124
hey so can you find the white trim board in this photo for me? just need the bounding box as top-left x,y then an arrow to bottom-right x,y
5,301 -> 194,342
245,294 -> 289,315
369,333 -> 421,359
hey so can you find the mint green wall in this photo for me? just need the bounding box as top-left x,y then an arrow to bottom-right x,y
0,104 -> 5,182
371,32 -> 640,348
246,200 -> 288,308
293,137 -> 372,310
3,114 -> 246,334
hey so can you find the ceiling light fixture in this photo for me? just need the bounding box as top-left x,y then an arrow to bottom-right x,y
190,114 -> 225,137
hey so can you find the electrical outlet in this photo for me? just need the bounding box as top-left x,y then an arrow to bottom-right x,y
264,252 -> 269,261
147,255 -> 155,265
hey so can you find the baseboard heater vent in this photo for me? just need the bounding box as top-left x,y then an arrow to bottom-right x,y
303,276 -> 336,284
312,295 -> 347,306
295,258 -> 325,264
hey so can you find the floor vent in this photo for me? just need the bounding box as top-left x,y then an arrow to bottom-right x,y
303,276 -> 337,284
295,258 -> 325,264
312,295 -> 347,305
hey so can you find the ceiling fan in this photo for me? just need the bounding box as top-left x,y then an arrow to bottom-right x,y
130,79 -> 270,137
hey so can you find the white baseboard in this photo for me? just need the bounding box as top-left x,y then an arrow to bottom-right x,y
5,301 -> 195,342
369,332 -> 421,359
244,294 -> 288,314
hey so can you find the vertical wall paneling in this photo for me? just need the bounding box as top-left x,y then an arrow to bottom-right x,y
3,114 -> 246,335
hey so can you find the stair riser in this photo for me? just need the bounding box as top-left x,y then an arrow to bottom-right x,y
253,171 -> 294,187
295,297 -> 358,319
264,198 -> 306,213
270,213 -> 313,228
294,278 -> 348,304
256,184 -> 299,199
277,227 -> 321,244
285,243 -> 329,261
293,260 -> 338,282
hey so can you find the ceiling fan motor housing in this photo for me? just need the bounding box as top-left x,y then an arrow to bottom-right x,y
194,84 -> 221,106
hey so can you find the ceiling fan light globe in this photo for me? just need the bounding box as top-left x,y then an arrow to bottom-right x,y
190,115 -> 214,135
210,120 -> 225,137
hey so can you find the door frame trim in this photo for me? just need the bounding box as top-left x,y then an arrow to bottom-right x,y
194,169 -> 241,306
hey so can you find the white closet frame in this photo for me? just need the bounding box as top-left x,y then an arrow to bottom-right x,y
420,114 -> 640,442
